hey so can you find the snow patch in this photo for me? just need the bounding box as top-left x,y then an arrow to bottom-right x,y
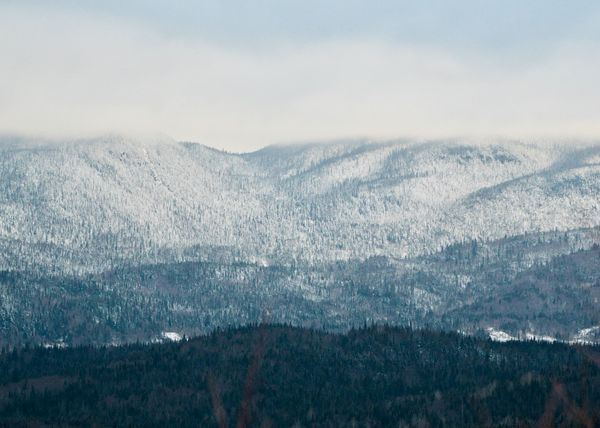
161,332 -> 182,342
43,341 -> 67,349
524,333 -> 556,343
570,326 -> 600,344
486,327 -> 516,342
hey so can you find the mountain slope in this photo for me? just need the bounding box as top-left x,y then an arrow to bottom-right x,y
1,136 -> 599,274
1,136 -> 600,346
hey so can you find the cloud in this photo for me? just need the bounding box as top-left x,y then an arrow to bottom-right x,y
1,4 -> 599,152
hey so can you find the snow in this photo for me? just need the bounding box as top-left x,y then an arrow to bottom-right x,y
524,333 -> 557,343
42,341 -> 67,349
487,329 -> 559,344
486,328 -> 516,342
161,332 -> 182,342
570,326 -> 600,344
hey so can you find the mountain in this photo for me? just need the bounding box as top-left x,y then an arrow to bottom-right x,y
2,136 -> 600,273
1,136 -> 599,346
1,324 -> 599,427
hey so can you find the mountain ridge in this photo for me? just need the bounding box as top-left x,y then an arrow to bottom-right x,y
2,136 -> 599,274
1,136 -> 599,346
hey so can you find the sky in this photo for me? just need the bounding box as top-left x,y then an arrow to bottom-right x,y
1,1 -> 599,152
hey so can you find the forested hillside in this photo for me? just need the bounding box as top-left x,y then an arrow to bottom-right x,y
0,325 -> 599,427
2,136 -> 600,274
2,228 -> 599,347
1,137 -> 600,346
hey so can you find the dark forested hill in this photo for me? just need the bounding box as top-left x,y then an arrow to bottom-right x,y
0,325 -> 599,427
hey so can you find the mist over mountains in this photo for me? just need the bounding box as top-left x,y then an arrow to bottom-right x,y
1,136 -> 599,346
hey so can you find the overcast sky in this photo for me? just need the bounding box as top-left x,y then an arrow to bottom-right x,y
1,0 -> 599,152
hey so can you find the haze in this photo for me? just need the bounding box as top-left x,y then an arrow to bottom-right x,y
1,1 -> 600,152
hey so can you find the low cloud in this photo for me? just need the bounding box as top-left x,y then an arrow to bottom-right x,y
1,4 -> 599,152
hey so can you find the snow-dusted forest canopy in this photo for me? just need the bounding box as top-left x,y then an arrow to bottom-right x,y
1,136 -> 599,346
1,136 -> 599,274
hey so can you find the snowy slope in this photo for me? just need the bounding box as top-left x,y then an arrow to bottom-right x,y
0,136 -> 599,274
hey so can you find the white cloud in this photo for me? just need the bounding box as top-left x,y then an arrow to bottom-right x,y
1,4 -> 599,152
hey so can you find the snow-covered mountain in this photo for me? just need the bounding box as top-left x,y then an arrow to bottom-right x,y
1,135 -> 600,346
1,136 -> 599,274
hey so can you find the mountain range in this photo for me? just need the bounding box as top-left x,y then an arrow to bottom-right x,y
1,136 -> 599,346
